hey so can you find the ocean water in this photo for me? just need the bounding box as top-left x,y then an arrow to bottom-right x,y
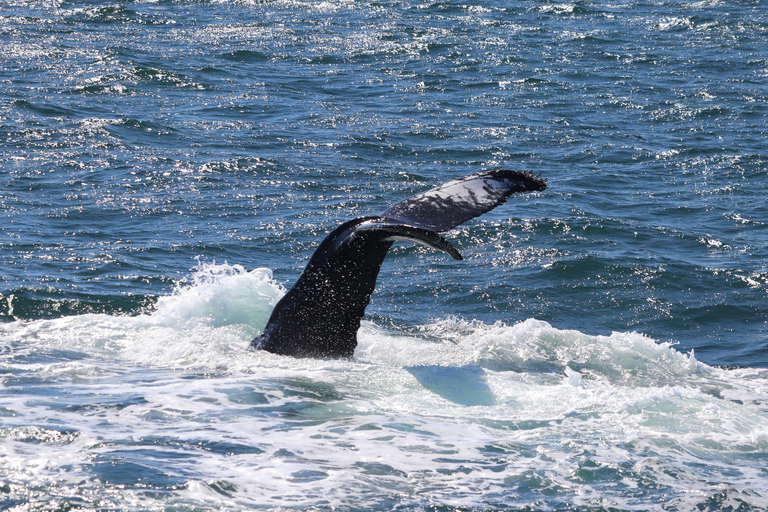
1,0 -> 767,510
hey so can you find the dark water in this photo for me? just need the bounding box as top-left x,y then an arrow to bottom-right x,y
2,1 -> 768,510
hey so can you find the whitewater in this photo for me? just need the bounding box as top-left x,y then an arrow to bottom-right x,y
2,263 -> 767,511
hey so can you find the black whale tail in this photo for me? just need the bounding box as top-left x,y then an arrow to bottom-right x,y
252,170 -> 547,359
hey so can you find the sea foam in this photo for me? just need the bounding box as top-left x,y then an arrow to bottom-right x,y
2,262 -> 768,511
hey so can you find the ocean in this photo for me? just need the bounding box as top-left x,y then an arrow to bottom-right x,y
1,0 -> 767,510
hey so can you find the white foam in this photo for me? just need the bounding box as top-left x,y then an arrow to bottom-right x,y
2,263 -> 768,511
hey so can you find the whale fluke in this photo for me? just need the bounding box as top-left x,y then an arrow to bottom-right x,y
252,170 -> 547,358
382,169 -> 546,232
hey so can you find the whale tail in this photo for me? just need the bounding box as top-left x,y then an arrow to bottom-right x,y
252,170 -> 547,358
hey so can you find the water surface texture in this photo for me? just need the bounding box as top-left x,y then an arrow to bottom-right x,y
2,0 -> 768,510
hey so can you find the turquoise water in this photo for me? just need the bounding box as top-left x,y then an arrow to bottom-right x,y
2,1 -> 768,510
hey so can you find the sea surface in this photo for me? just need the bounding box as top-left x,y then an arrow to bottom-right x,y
2,0 -> 768,510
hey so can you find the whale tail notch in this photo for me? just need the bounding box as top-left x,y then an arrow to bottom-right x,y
252,170 -> 547,358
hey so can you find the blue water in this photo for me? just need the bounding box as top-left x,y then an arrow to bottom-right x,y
2,0 -> 768,510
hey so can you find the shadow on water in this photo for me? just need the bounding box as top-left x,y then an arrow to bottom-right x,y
406,365 -> 496,406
